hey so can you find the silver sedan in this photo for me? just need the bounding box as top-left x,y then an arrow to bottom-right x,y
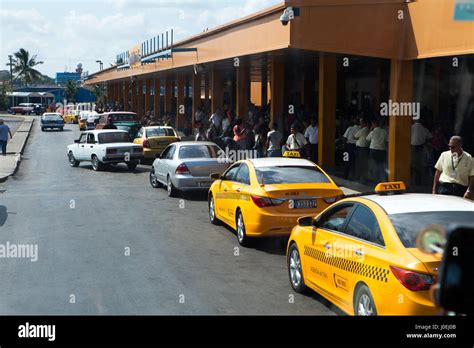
150,141 -> 230,197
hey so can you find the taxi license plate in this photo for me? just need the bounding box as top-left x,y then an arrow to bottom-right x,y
291,199 -> 317,209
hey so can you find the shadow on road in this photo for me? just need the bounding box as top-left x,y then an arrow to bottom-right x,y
0,206 -> 7,226
42,129 -> 72,132
179,191 -> 208,201
79,164 -> 150,174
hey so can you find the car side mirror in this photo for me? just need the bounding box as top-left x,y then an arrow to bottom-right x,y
155,153 -> 161,159
298,216 -> 314,227
74,140 -> 80,143
210,173 -> 221,181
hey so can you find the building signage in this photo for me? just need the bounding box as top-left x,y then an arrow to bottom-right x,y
454,0 -> 474,21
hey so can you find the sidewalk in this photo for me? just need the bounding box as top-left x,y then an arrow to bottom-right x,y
0,117 -> 34,182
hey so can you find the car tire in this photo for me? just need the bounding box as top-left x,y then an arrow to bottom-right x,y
354,284 -> 378,316
236,209 -> 251,247
288,243 -> 308,294
127,161 -> 138,171
68,152 -> 80,167
167,175 -> 178,197
208,195 -> 221,225
149,168 -> 161,188
91,155 -> 103,172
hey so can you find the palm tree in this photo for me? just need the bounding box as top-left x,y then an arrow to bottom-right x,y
12,48 -> 44,86
65,79 -> 79,103
92,84 -> 105,102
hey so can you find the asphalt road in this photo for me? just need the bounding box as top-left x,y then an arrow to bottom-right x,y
0,121 -> 339,315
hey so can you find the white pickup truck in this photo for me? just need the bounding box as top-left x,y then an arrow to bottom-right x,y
67,130 -> 143,171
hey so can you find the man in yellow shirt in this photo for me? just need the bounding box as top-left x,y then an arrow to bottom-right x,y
433,136 -> 473,199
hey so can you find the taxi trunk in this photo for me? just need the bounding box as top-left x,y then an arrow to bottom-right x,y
261,183 -> 344,214
146,136 -> 179,152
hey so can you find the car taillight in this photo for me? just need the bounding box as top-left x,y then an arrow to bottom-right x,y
143,139 -> 150,148
323,195 -> 345,204
175,163 -> 190,174
250,196 -> 285,208
390,266 -> 434,292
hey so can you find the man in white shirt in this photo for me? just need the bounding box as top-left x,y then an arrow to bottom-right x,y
433,136 -> 473,199
366,120 -> 388,182
411,120 -> 432,185
209,108 -> 222,134
343,118 -> 360,179
304,119 -> 319,163
286,124 -> 309,159
354,118 -> 370,183
266,123 -> 283,157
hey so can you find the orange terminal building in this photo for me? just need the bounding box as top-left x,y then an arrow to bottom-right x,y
85,0 -> 474,187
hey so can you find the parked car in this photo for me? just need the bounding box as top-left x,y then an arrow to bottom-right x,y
149,141 -> 230,197
41,113 -> 64,131
95,112 -> 141,130
133,126 -> 181,162
67,130 -> 143,171
9,103 -> 35,115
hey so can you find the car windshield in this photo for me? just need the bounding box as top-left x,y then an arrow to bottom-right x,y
389,211 -> 474,248
178,145 -> 220,159
111,114 -> 136,122
98,132 -> 131,144
255,166 -> 331,184
146,128 -> 176,137
43,116 -> 62,120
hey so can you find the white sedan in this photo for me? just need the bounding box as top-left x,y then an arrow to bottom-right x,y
67,130 -> 143,171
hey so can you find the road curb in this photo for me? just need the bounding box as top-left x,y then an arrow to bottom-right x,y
7,119 -> 34,155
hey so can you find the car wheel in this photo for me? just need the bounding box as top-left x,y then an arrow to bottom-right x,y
236,210 -> 250,247
149,169 -> 161,188
288,243 -> 308,293
127,161 -> 138,171
209,195 -> 221,225
68,152 -> 80,167
354,284 -> 378,316
91,155 -> 103,172
167,175 -> 178,197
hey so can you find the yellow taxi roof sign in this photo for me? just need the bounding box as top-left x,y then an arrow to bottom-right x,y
283,151 -> 301,158
375,182 -> 406,194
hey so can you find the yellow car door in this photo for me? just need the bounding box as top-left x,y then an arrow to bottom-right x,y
215,163 -> 242,225
305,203 -> 355,300
331,203 -> 388,315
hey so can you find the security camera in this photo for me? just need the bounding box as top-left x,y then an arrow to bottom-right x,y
280,7 -> 293,26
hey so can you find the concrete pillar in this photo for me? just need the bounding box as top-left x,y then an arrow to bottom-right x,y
131,79 -> 137,113
176,73 -> 185,129
145,79 -> 152,115
137,80 -> 143,117
270,55 -> 285,130
236,58 -> 250,119
192,72 -> 201,130
123,80 -> 130,111
164,75 -> 173,115
211,65 -> 224,114
318,53 -> 337,169
261,56 -> 268,109
388,59 -> 413,185
154,77 -> 161,118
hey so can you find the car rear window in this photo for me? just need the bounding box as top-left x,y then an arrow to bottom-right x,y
146,128 -> 176,137
111,114 -> 136,122
43,115 -> 62,120
255,166 -> 331,184
178,145 -> 220,159
98,132 -> 131,144
389,211 -> 474,248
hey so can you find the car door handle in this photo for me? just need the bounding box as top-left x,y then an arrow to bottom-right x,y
223,188 -> 227,192
324,243 -> 331,250
81,145 -> 84,148
236,188 -> 241,193
90,146 -> 93,148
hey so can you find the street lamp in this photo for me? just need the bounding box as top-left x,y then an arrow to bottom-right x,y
96,60 -> 103,71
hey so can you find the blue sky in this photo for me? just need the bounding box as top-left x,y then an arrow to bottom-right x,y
0,0 -> 281,78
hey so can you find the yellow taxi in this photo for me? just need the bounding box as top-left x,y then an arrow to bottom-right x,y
287,182 -> 474,315
208,158 -> 344,246
133,126 -> 180,161
63,113 -> 78,124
